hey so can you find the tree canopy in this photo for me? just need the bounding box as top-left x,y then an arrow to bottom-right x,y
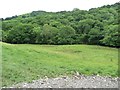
2,3 -> 119,47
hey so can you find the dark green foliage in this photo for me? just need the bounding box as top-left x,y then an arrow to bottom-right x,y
5,24 -> 36,44
2,3 -> 119,47
4,15 -> 18,20
38,24 -> 59,44
101,25 -> 119,47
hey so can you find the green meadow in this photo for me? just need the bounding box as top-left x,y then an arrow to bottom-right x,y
2,42 -> 118,86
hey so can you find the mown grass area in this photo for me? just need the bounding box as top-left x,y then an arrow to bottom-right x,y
1,42 -> 118,86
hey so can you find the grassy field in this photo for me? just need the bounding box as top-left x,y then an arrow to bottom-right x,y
1,42 -> 118,86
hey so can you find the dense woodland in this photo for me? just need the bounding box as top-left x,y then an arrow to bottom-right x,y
1,3 -> 120,47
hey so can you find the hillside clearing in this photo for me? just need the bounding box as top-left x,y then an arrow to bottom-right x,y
2,42 -> 118,86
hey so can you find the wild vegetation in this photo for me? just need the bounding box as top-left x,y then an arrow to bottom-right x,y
1,3 -> 119,47
1,2 -> 119,87
2,42 -> 118,86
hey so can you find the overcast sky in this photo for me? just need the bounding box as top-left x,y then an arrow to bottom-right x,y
0,0 -> 119,18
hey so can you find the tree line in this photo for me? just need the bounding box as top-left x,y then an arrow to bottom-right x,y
1,3 -> 120,47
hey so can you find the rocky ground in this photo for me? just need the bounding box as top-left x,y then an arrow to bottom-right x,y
8,74 -> 118,88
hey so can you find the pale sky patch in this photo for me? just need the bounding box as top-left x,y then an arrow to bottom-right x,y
0,0 -> 119,18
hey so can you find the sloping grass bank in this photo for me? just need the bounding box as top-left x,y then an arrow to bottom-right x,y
2,42 -> 118,86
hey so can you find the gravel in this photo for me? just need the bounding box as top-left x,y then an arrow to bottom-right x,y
9,75 -> 118,88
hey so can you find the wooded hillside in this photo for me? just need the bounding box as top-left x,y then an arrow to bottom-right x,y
1,3 -> 119,47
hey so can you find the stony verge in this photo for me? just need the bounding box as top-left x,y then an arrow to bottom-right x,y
9,75 -> 118,88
